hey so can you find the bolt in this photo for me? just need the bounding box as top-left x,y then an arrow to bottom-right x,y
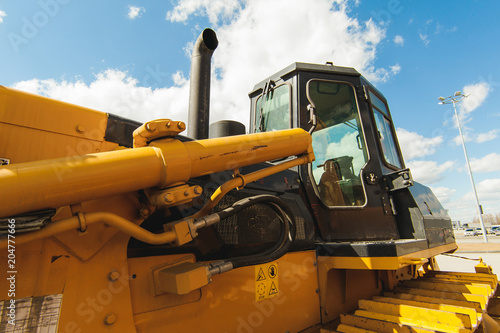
184,190 -> 190,197
193,186 -> 202,195
166,121 -> 171,128
164,193 -> 174,203
76,125 -> 86,133
177,122 -> 186,130
108,270 -> 121,282
145,122 -> 156,132
139,208 -> 151,218
104,313 -> 116,325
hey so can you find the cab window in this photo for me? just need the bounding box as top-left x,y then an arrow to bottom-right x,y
369,90 -> 402,168
307,80 -> 368,207
254,83 -> 291,132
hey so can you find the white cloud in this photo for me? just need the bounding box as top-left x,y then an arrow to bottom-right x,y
14,0 -> 400,129
390,64 -> 401,75
476,178 -> 500,197
470,153 -> 500,173
172,71 -> 188,86
419,33 -> 429,46
0,10 -> 6,23
449,178 -> 500,222
207,0 -> 397,122
452,128 -> 498,145
13,70 -> 190,123
166,0 -> 241,25
393,35 -> 404,46
476,129 -> 499,143
406,160 -> 455,184
430,186 -> 456,205
459,82 -> 490,123
128,5 -> 145,20
396,128 -> 443,160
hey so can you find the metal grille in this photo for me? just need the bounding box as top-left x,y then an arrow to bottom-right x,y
211,192 -> 306,245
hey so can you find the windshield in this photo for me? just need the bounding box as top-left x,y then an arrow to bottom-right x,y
254,83 -> 291,132
307,80 -> 368,207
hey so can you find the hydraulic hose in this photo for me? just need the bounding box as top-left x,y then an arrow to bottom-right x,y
208,195 -> 296,274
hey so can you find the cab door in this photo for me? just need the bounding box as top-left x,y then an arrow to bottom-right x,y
300,76 -> 400,241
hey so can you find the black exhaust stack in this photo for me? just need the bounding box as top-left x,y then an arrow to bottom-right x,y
187,28 -> 219,140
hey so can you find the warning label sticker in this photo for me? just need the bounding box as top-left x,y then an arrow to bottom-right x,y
255,262 -> 278,301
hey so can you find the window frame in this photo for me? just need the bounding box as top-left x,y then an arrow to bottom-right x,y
305,78 -> 369,209
253,82 -> 293,133
368,89 -> 404,170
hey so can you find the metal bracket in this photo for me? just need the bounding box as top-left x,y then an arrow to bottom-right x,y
383,168 -> 414,192
133,119 -> 186,147
152,256 -> 211,295
145,184 -> 203,207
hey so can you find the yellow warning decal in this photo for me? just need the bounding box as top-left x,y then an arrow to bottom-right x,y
255,262 -> 278,301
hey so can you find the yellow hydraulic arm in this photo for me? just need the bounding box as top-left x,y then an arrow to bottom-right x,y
0,119 -> 313,219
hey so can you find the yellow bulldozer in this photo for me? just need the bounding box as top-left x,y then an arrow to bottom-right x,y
1,28 -> 499,332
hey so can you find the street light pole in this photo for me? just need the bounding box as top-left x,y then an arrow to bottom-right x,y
438,92 -> 488,243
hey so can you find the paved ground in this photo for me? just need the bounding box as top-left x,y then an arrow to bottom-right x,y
435,230 -> 500,274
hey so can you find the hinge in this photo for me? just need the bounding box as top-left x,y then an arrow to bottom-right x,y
362,85 -> 369,101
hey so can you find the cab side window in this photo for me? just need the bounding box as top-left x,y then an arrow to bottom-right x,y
369,90 -> 403,169
254,84 -> 291,132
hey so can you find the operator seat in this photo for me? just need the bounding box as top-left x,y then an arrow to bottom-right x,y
318,159 -> 346,206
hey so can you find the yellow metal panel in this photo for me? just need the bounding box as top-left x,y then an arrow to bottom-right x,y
317,243 -> 458,270
318,256 -> 400,270
0,122 -> 119,164
0,86 -> 108,142
354,309 -> 472,333
372,296 -> 478,327
318,266 -> 382,323
0,233 -> 137,332
131,251 -> 320,333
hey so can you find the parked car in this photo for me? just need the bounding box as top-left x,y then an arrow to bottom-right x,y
495,230 -> 500,236
476,227 -> 484,235
490,226 -> 500,234
464,228 -> 477,236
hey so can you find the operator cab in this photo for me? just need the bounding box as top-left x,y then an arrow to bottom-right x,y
249,63 -> 454,252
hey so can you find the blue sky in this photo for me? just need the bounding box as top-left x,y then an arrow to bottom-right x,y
1,0 -> 499,225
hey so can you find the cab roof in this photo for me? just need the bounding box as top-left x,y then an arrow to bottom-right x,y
250,62 -> 361,96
